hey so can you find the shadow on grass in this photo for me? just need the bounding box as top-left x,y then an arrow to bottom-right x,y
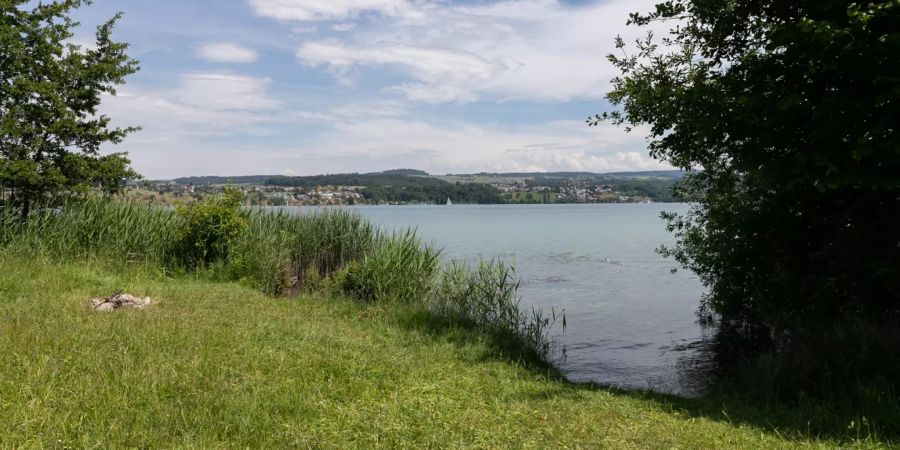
595,382 -> 899,444
390,305 -> 900,445
390,305 -> 562,374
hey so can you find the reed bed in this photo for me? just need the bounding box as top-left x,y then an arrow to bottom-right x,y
340,230 -> 442,304
429,260 -> 563,360
0,199 -> 377,287
0,199 -> 179,267
228,208 -> 377,293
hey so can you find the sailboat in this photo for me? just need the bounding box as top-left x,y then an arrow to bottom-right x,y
446,197 -> 452,206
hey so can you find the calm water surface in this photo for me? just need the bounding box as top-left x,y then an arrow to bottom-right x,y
291,204 -> 710,395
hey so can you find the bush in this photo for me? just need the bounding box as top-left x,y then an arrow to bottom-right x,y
174,188 -> 247,268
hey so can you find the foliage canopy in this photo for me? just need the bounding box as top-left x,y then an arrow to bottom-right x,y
0,0 -> 139,216
596,0 -> 900,333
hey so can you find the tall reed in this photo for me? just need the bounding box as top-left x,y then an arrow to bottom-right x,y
429,260 -> 564,360
0,199 -> 377,291
230,208 -> 377,293
0,198 -> 179,267
340,229 -> 441,304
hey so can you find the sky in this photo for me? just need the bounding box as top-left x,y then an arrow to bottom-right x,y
66,0 -> 670,178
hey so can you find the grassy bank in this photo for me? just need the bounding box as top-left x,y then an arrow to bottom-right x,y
0,197 -> 896,447
0,254 -> 890,448
0,196 -> 558,362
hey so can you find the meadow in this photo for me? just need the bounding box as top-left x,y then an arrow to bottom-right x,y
0,195 -> 895,448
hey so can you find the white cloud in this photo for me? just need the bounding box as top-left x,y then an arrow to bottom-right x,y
170,73 -> 280,111
296,40 -> 497,102
331,22 -> 358,32
287,0 -> 661,103
290,119 -> 668,175
99,72 -> 294,177
197,43 -> 259,63
66,35 -> 98,51
104,78 -> 667,177
249,0 -> 416,22
104,73 -> 281,130
93,0 -> 673,178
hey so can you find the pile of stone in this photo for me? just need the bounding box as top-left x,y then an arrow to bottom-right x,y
91,291 -> 154,312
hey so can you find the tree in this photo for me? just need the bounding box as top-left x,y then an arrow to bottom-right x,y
0,0 -> 140,218
595,1 -> 899,336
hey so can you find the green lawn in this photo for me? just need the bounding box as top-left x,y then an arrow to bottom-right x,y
0,255 -> 889,448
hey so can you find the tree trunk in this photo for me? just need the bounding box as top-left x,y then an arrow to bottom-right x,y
19,196 -> 30,222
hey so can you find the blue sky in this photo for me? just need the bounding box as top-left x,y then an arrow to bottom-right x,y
68,0 -> 668,178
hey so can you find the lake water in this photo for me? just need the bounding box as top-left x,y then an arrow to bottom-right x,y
292,204 -> 710,395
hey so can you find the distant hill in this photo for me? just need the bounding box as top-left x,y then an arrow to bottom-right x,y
370,169 -> 429,176
600,170 -> 687,179
168,170 -> 684,186
171,170 -> 429,185
149,169 -> 685,203
267,172 -> 503,204
455,170 -> 686,179
171,175 -> 273,185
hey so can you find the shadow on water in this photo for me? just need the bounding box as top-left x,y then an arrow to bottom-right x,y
397,307 -> 900,444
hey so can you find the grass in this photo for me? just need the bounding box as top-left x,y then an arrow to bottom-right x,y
340,230 -> 441,304
0,254 -> 893,448
0,197 -> 378,293
0,198 -> 558,359
1,198 -> 896,447
427,260 -> 561,361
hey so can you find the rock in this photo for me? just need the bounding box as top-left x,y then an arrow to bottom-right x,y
94,302 -> 116,312
90,293 -> 154,312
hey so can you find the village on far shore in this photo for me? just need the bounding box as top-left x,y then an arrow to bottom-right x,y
125,169 -> 683,206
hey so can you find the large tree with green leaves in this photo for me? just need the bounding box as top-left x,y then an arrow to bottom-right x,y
595,1 -> 899,336
0,0 -> 139,218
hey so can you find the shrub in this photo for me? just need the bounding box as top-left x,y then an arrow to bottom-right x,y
174,188 -> 247,268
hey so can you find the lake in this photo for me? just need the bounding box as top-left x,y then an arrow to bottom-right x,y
289,203 -> 710,395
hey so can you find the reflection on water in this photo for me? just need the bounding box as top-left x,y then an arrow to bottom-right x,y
283,203 -> 714,396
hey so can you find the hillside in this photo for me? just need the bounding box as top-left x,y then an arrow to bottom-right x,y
266,173 -> 504,204
444,170 -> 686,179
154,170 -> 686,204
170,175 -> 274,185
167,170 -> 685,186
